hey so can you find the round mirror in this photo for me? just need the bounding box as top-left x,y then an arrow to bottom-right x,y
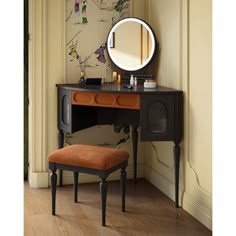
107,17 -> 157,72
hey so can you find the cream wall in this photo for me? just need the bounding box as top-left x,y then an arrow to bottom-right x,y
144,0 -> 212,230
144,0 -> 183,204
183,0 -> 212,229
28,0 -> 212,230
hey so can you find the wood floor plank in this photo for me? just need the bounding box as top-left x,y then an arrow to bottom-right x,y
24,179 -> 212,236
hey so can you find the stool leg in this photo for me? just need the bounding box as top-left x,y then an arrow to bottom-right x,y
59,170 -> 63,187
100,178 -> 108,226
120,167 -> 127,212
73,172 -> 79,202
51,169 -> 57,215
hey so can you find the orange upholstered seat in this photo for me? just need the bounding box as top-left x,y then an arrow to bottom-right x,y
48,144 -> 129,170
48,144 -> 129,226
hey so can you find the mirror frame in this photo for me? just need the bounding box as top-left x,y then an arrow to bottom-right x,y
107,17 -> 158,72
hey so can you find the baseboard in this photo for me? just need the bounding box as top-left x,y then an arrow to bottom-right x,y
182,192 -> 212,230
144,164 -> 183,206
28,167 -> 49,188
144,164 -> 212,230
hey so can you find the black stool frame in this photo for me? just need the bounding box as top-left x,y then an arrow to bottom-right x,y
49,160 -> 128,226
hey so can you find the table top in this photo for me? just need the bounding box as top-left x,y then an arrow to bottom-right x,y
56,83 -> 183,95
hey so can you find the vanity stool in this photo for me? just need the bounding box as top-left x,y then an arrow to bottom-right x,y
48,144 -> 129,226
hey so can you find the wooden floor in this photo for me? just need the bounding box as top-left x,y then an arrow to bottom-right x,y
24,179 -> 212,236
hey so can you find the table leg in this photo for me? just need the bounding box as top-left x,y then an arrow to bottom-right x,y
58,129 -> 64,186
131,125 -> 138,183
173,143 -> 180,208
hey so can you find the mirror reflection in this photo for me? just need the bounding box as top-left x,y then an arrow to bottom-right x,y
107,17 -> 157,71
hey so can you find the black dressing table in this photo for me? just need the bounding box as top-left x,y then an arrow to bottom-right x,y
56,83 -> 183,207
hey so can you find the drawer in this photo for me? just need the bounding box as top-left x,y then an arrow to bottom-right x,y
72,91 -> 140,110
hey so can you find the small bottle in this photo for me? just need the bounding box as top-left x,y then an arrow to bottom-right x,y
79,71 -> 85,85
112,71 -> 117,83
117,74 -> 121,85
130,74 -> 134,86
134,77 -> 137,86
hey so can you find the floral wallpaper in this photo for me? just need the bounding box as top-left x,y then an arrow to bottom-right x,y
65,0 -> 131,147
66,0 -> 130,83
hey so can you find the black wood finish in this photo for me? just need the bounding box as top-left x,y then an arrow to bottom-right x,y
58,129 -> 64,149
58,129 -> 64,186
59,170 -> 63,187
131,125 -> 138,183
56,84 -> 183,207
50,169 -> 57,215
49,161 -> 128,180
57,88 -> 72,133
73,172 -> 79,202
120,167 -> 127,212
100,178 -> 108,226
174,144 -> 180,208
49,160 -> 128,226
140,94 -> 175,141
174,94 -> 184,144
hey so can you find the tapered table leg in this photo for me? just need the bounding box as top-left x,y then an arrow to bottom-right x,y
120,167 -> 127,212
173,143 -> 180,208
74,172 -> 79,202
132,125 -> 138,183
58,129 -> 64,186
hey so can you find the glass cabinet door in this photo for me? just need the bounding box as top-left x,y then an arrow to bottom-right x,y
140,94 -> 175,141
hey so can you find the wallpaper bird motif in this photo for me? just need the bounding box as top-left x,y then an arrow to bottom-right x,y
65,0 -> 131,147
66,0 -> 130,83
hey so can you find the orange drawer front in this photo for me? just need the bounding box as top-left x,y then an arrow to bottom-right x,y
72,91 -> 140,110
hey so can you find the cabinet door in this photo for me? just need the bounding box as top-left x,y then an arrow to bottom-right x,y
140,94 -> 175,141
58,87 -> 72,133
58,87 -> 98,133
